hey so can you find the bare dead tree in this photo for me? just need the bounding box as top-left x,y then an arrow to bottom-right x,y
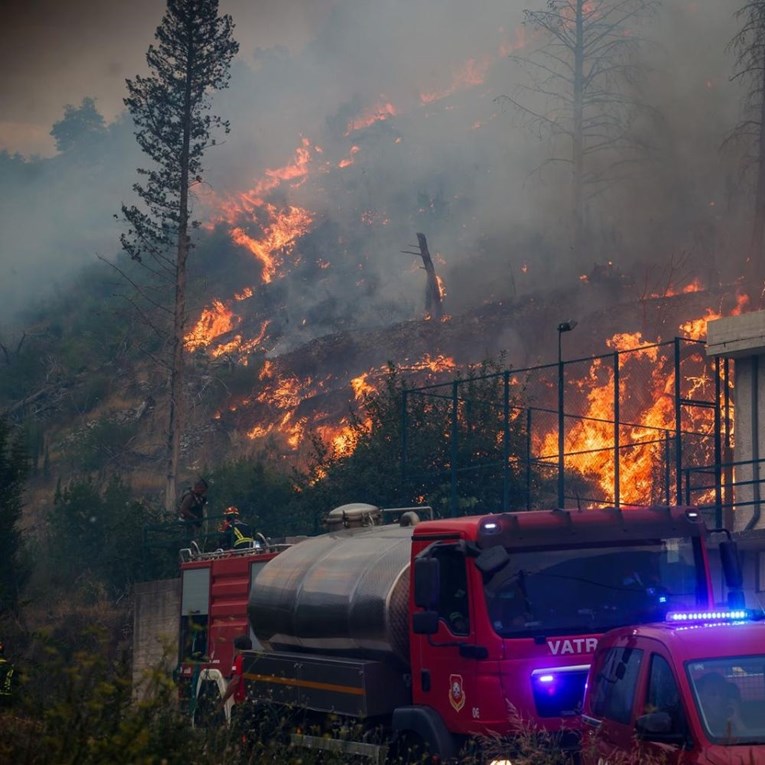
727,1 -> 765,298
402,233 -> 444,320
499,0 -> 658,266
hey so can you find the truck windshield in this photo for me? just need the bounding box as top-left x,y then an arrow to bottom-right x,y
688,657 -> 765,745
484,539 -> 700,637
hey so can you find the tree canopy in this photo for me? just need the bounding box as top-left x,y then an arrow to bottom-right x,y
50,97 -> 107,154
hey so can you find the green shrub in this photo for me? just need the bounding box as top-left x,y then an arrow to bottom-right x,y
46,475 -> 164,599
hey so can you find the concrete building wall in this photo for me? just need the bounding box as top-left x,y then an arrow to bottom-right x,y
708,312 -> 765,531
132,578 -> 180,699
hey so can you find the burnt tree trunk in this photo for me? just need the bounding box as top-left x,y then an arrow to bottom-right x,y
416,233 -> 444,320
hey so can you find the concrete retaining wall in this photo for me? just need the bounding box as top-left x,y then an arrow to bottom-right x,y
132,578 -> 180,699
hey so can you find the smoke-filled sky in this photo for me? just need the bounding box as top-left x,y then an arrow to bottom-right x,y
0,0 -> 338,156
0,0 -> 747,337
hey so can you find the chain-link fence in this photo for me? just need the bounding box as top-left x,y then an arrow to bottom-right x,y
402,338 -> 734,520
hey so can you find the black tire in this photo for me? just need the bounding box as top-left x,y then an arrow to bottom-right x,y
386,731 -> 435,764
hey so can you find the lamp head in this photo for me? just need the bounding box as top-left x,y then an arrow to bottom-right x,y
557,320 -> 578,333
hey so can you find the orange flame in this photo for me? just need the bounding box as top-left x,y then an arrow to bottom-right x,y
338,145 -> 361,169
209,139 -> 316,284
419,57 -> 491,104
351,372 -> 376,401
345,102 -> 397,135
230,203 -> 313,283
538,310 -> 737,507
184,300 -> 238,351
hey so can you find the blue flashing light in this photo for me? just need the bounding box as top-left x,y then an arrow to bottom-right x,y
537,674 -> 555,683
666,609 -> 750,624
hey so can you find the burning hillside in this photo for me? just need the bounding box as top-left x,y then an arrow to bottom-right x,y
168,83 -> 751,486
1,0 -> 755,517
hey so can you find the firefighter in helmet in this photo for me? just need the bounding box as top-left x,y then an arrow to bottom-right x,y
218,506 -> 255,550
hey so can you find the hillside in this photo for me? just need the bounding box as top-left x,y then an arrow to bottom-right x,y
1,254 -> 746,525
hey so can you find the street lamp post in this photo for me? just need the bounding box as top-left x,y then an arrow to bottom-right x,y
557,320 -> 577,508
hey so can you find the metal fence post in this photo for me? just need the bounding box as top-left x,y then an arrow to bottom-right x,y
451,380 -> 459,517
503,370 -> 510,512
613,350 -> 620,509
674,338 -> 683,504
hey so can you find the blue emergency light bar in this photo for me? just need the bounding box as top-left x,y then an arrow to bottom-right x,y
666,609 -> 750,624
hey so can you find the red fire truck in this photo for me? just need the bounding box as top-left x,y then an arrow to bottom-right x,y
175,535 -> 286,724
237,505 -> 741,762
580,610 -> 765,764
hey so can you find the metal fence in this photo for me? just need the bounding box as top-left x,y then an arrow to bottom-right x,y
401,337 -> 735,520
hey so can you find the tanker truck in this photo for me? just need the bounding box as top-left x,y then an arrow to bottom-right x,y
238,503 -> 741,763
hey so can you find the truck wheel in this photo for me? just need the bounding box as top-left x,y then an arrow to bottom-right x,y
387,732 -> 434,764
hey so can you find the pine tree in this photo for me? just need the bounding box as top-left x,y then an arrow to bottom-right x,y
119,0 -> 238,512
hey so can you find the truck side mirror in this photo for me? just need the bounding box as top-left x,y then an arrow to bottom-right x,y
719,540 -> 743,591
475,545 -> 510,575
414,557 -> 440,608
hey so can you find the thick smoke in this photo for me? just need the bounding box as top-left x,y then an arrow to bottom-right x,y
0,0 -> 751,339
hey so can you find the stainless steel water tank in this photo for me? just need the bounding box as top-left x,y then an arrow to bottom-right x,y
248,524 -> 413,665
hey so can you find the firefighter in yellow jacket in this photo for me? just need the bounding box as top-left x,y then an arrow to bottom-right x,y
218,507 -> 254,550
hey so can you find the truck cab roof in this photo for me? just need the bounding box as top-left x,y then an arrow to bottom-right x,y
412,506 -> 708,549
596,615 -> 765,660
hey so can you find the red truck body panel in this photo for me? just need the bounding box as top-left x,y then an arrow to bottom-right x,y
408,506 -> 714,737
177,549 -> 279,687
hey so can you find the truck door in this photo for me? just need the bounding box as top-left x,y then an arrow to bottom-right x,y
413,544 -> 478,734
582,642 -> 644,763
180,566 -> 210,662
633,650 -> 689,764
